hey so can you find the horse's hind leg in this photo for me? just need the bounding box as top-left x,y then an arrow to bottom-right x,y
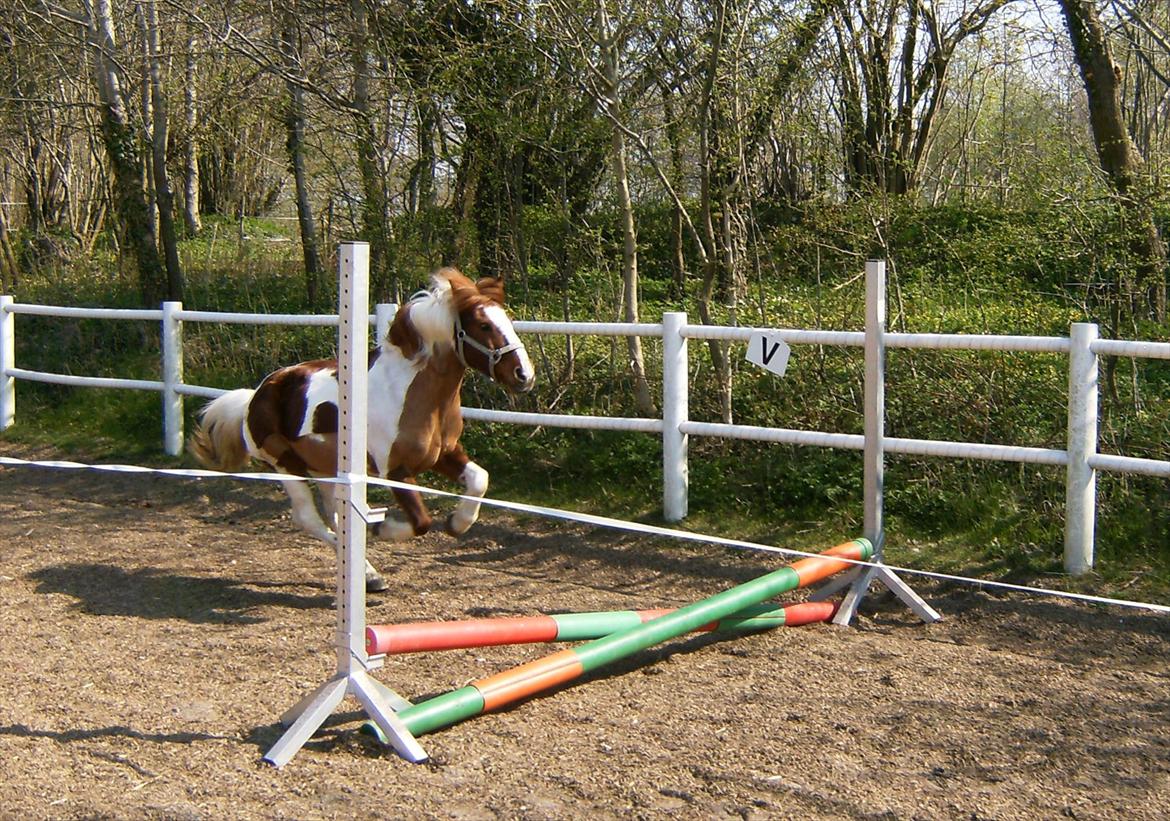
281,478 -> 336,544
321,480 -> 389,593
434,448 -> 488,535
318,479 -> 338,531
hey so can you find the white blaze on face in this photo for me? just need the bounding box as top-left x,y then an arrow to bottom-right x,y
484,304 -> 533,384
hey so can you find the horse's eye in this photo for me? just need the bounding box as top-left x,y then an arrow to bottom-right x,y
480,323 -> 492,333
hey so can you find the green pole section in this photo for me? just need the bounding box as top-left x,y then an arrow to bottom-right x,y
571,567 -> 801,671
551,603 -> 801,641
715,610 -> 794,631
396,687 -> 484,737
552,610 -> 644,640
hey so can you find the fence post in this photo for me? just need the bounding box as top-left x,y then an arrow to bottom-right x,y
1,295 -> 13,430
161,301 -> 183,456
832,258 -> 940,626
375,303 -> 397,347
662,311 -> 688,521
863,260 -> 886,554
1065,322 -> 1099,575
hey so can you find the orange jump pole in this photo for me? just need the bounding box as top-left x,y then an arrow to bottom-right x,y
366,601 -> 837,655
368,538 -> 871,742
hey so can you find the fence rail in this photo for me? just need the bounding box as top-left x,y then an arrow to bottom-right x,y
3,263 -> 1169,575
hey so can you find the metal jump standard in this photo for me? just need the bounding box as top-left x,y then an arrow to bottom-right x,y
261,243 -> 426,767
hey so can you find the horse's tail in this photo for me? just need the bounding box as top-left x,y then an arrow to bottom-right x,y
187,388 -> 254,472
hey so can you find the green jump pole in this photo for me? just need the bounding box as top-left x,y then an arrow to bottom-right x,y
366,601 -> 836,655
372,538 -> 871,741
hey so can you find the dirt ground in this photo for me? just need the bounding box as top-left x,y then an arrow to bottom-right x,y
1,450 -> 1168,821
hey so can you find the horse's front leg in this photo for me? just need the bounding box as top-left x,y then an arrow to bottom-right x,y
433,447 -> 488,535
374,467 -> 434,541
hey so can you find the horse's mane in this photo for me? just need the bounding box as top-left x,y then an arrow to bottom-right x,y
388,268 -> 506,358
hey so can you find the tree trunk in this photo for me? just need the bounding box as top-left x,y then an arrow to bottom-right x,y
84,0 -> 166,306
697,1 -> 734,424
557,162 -> 576,384
142,0 -> 184,301
137,13 -> 157,242
182,25 -> 202,235
0,204 -> 17,291
22,120 -> 44,237
410,99 -> 439,214
660,79 -> 687,299
350,0 -> 397,301
450,122 -> 479,267
1059,0 -> 1167,322
280,13 -> 321,304
599,0 -> 654,415
612,124 -> 655,415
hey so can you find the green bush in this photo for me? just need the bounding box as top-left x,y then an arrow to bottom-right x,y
4,199 -> 1169,601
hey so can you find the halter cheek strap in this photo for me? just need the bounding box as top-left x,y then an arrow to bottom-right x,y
453,316 -> 523,380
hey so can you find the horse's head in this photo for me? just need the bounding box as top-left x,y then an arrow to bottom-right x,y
447,271 -> 535,393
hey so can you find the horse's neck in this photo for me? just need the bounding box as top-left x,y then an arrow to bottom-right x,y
364,342 -> 465,476
419,347 -> 465,403
371,341 -> 464,406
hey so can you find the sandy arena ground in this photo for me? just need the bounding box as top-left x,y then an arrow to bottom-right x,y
1,453 -> 1168,820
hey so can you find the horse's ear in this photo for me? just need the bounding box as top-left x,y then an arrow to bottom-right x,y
476,276 -> 505,305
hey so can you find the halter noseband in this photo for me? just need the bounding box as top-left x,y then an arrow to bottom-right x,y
453,314 -> 523,379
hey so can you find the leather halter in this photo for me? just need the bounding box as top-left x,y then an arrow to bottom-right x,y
453,313 -> 523,380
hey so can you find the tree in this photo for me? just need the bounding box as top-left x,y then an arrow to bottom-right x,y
350,0 -> 397,300
278,6 -> 322,303
534,0 -> 660,412
83,0 -> 168,305
180,22 -> 202,235
139,0 -> 184,301
833,0 -> 1015,194
1112,0 -> 1170,166
595,0 -> 655,414
1058,0 -> 1167,321
665,0 -> 836,422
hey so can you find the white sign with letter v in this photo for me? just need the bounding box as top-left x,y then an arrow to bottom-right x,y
745,331 -> 791,377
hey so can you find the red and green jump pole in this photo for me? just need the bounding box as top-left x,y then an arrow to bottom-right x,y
371,538 -> 871,742
366,601 -> 838,656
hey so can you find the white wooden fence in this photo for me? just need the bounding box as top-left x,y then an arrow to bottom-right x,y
3,261 -> 1170,575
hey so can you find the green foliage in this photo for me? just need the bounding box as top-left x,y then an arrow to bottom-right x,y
3,200 -> 1170,603
8,385 -> 164,463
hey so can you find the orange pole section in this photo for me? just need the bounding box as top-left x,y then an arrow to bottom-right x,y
774,601 -> 838,626
474,649 -> 585,711
790,548 -> 865,587
366,615 -> 560,655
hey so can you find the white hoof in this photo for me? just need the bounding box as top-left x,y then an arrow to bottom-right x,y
374,516 -> 414,542
445,512 -> 476,536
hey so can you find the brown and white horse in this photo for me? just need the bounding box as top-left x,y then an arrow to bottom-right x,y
188,268 -> 535,591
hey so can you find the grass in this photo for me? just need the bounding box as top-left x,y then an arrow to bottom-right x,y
3,208 -> 1169,609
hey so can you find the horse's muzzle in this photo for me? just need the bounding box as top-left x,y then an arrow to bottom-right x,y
513,367 -> 536,393
502,346 -> 535,393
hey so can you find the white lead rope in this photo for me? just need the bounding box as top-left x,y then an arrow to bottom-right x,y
2,454 -> 1168,616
